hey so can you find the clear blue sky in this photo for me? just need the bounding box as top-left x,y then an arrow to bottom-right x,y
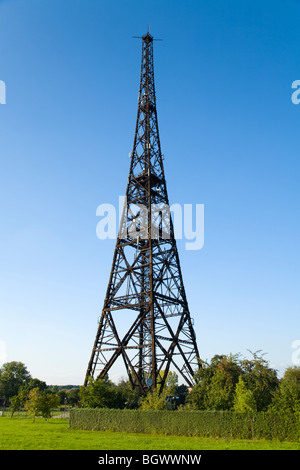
0,0 -> 299,384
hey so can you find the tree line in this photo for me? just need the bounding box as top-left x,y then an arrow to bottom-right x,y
1,351 -> 300,415
0,361 -> 79,418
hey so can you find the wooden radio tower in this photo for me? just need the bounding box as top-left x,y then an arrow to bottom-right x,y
84,32 -> 200,394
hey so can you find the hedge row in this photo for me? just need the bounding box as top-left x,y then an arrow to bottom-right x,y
69,409 -> 300,442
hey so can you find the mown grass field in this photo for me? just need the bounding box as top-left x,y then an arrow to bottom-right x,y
0,417 -> 299,450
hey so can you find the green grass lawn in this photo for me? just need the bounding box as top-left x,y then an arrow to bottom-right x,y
0,417 -> 299,450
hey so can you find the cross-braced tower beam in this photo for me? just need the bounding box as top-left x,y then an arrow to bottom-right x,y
84,32 -> 200,394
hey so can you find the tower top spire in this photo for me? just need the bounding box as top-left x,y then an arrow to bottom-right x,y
142,32 -> 153,43
133,29 -> 162,42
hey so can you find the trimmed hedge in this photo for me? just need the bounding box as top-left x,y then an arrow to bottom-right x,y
69,408 -> 300,442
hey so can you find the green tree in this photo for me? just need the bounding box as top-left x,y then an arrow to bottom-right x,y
187,351 -> 279,411
240,351 -> 279,411
38,392 -> 60,419
185,359 -> 211,410
269,366 -> 300,413
66,388 -> 80,407
163,370 -> 178,396
139,385 -> 169,410
79,376 -> 126,409
10,386 -> 29,417
24,387 -> 60,421
139,371 -> 180,410
115,380 -> 140,409
0,362 -> 31,400
233,376 -> 257,412
206,355 -> 242,410
28,378 -> 47,392
58,390 -> 68,406
10,394 -> 23,417
24,388 -> 42,421
187,355 -> 242,410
